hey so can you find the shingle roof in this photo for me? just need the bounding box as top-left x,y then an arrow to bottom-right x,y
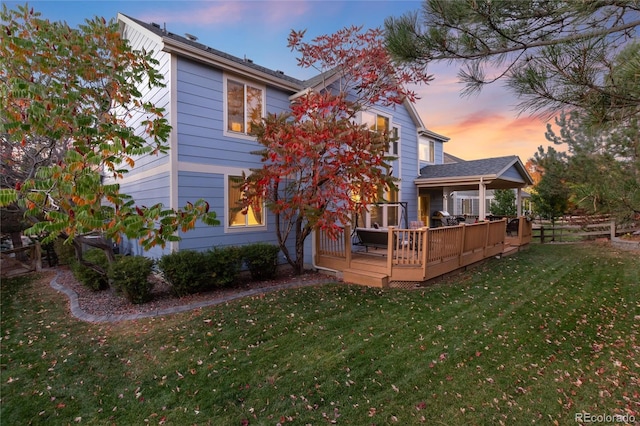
121,14 -> 305,88
443,152 -> 465,164
419,155 -> 520,179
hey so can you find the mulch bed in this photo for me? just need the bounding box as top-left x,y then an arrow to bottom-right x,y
53,266 -> 333,318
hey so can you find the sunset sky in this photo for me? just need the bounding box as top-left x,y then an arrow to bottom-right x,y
7,0 -> 554,162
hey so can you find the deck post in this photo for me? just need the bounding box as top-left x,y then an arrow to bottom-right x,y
518,216 -> 524,247
459,224 -> 466,266
344,225 -> 352,268
421,228 -> 428,280
483,220 -> 490,257
387,226 -> 395,276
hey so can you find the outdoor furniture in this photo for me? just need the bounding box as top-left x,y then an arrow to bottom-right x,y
355,228 -> 394,251
506,218 -> 520,236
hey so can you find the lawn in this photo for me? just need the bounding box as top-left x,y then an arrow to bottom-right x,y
1,243 -> 638,425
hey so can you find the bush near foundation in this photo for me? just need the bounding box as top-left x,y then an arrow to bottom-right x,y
242,243 -> 280,280
108,256 -> 155,304
207,246 -> 243,286
158,250 -> 210,297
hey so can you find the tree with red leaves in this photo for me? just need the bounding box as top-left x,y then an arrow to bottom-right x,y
242,26 -> 432,274
0,5 -> 219,275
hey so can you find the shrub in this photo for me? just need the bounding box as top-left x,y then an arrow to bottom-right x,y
70,249 -> 110,291
207,246 -> 242,287
242,243 -> 280,281
157,250 -> 210,296
108,256 -> 155,304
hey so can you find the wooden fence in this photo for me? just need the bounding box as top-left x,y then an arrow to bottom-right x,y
0,243 -> 43,277
532,219 -> 639,243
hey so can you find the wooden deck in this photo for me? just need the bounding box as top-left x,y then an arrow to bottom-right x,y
315,217 -> 532,288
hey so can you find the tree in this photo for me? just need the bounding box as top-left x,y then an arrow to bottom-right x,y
0,5 -> 218,273
544,111 -> 640,221
242,26 -> 431,274
530,146 -> 570,223
384,0 -> 640,122
490,189 -> 516,217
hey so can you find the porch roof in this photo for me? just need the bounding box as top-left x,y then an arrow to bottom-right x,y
415,155 -> 534,190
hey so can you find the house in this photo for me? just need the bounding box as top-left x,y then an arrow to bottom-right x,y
115,14 -> 533,278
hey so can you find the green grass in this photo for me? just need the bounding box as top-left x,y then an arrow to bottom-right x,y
1,243 -> 638,425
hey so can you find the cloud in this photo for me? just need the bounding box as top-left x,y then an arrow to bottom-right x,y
138,2 -> 245,26
138,1 -> 310,28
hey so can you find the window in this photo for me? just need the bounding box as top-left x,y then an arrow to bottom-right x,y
361,111 -> 389,133
361,111 -> 398,155
461,198 -> 473,215
369,186 -> 400,228
388,126 -> 399,155
226,78 -> 264,135
419,137 -> 435,163
227,175 -> 264,228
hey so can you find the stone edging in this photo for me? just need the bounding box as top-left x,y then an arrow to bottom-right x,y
49,269 -> 335,323
611,236 -> 640,252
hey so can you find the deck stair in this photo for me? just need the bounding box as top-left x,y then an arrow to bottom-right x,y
343,268 -> 389,288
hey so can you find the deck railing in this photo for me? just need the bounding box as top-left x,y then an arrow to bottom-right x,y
315,217 -> 527,284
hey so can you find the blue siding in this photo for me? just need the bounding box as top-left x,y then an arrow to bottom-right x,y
121,21 -> 171,174
175,57 -> 294,169
434,141 -> 444,165
118,172 -> 172,259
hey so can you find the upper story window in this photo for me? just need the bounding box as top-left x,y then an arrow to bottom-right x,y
388,126 -> 399,155
419,137 -> 435,163
225,77 -> 264,136
361,111 -> 389,133
360,111 -> 398,155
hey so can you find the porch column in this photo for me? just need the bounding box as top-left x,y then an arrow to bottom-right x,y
443,186 -> 452,213
516,188 -> 522,216
478,180 -> 487,220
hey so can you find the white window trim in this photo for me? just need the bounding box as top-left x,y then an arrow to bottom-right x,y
358,110 -> 392,132
418,136 -> 435,164
223,73 -> 266,140
224,169 -> 267,233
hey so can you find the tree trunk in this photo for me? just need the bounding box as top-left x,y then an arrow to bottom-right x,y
72,234 -> 116,277
10,231 -> 25,261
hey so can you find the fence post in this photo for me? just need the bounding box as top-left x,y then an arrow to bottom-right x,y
610,221 -> 616,239
34,242 -> 42,272
540,226 -> 545,244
